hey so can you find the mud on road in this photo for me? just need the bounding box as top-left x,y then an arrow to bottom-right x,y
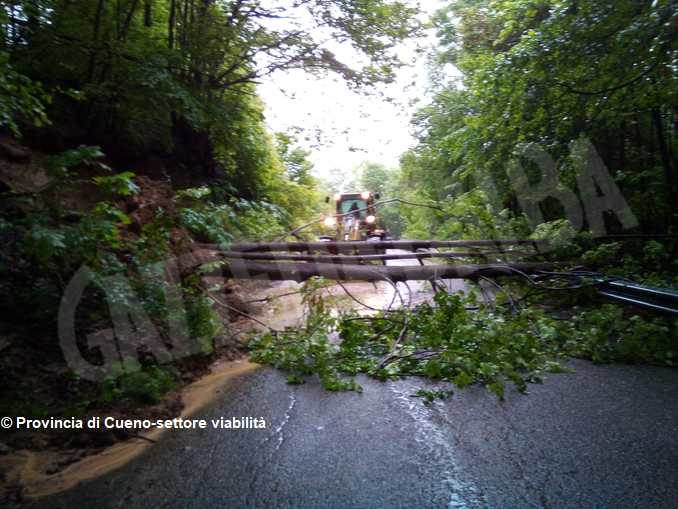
18,251 -> 678,508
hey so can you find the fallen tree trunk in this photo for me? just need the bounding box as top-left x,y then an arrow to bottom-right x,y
220,250 -> 530,263
201,259 -> 551,282
225,239 -> 546,253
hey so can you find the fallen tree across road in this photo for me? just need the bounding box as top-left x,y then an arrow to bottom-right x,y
225,239 -> 546,254
219,250 -> 531,263
200,258 -> 552,282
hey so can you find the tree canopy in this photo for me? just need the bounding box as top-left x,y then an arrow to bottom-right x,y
1,0 -> 420,193
400,0 -> 677,239
0,0 -> 676,425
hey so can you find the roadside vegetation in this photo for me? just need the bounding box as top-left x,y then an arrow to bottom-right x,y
0,0 -> 676,434
250,272 -> 676,400
0,0 -> 418,428
251,0 -> 678,397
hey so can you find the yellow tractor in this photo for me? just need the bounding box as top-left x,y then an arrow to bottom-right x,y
319,191 -> 388,241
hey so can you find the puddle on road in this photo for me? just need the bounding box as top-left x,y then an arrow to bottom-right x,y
239,250 -> 471,327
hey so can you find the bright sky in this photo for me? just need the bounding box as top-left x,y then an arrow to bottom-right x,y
258,0 -> 458,181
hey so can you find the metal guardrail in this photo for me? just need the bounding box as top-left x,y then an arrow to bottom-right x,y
597,280 -> 678,314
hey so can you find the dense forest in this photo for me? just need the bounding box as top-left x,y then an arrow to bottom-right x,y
0,0 -> 676,433
397,0 -> 677,240
0,0 -> 417,324
0,0 -> 418,418
252,0 -> 678,395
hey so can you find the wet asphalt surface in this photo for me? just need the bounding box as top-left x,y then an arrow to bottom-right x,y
32,359 -> 678,508
29,253 -> 678,508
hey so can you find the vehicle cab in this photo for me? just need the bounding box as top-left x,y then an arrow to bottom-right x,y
320,191 -> 386,241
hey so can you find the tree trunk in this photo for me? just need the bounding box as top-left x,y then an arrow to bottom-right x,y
226,239 -> 545,254
181,0 -> 189,48
144,0 -> 152,27
219,251 -> 527,263
119,0 -> 140,41
652,108 -> 676,222
87,0 -> 106,81
168,0 -> 176,49
199,259 -> 552,283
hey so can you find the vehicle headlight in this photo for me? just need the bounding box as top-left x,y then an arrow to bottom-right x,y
365,215 -> 376,224
323,216 -> 337,227
361,191 -> 371,200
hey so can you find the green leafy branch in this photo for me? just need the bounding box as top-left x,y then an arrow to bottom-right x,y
250,281 -> 676,400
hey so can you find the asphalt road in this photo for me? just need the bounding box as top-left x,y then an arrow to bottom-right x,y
29,252 -> 678,508
31,360 -> 678,508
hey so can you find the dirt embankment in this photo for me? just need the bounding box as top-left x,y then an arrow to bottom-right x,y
1,277 -> 305,504
0,138 -> 265,504
1,359 -> 258,502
